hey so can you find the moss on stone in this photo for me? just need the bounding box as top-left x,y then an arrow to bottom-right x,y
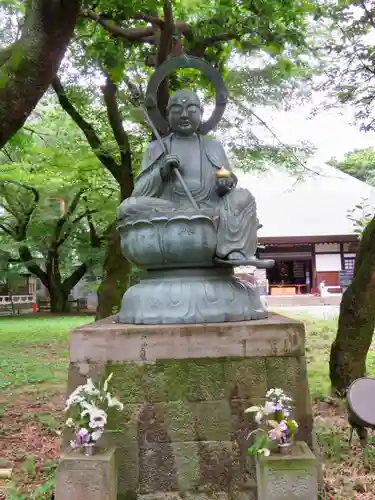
107,358 -> 226,403
224,357 -> 267,402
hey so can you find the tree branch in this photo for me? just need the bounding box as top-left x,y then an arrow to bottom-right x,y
133,12 -> 164,27
0,0 -> 81,149
0,223 -> 14,238
157,0 -> 173,66
62,262 -> 87,295
52,76 -> 121,181
53,189 -> 84,245
82,194 -> 102,248
81,9 -> 154,41
86,214 -> 102,248
101,76 -> 134,199
122,74 -> 143,106
360,0 -> 375,29
0,180 -> 39,241
23,125 -> 50,143
155,0 -> 174,115
102,76 -> 131,166
2,148 -> 13,163
57,209 -> 98,248
18,244 -> 49,288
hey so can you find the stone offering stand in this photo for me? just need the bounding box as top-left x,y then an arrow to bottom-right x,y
56,313 -> 318,500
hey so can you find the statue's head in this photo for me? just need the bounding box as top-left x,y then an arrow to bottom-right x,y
167,90 -> 202,136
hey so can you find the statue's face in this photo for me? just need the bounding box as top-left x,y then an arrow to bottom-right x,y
167,91 -> 202,136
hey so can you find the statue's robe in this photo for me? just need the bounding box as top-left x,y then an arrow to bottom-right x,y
118,133 -> 260,259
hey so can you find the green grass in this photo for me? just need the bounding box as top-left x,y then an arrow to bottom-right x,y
0,317 -> 91,392
272,313 -> 375,401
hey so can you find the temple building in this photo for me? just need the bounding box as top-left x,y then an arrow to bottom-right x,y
238,163 -> 375,295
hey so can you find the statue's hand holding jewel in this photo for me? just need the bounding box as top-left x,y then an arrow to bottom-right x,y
215,174 -> 235,197
160,154 -> 181,179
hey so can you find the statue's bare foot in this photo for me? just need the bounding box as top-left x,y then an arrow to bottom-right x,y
226,251 -> 246,261
214,253 -> 275,269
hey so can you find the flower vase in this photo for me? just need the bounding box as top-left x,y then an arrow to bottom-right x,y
278,440 -> 293,455
83,443 -> 96,456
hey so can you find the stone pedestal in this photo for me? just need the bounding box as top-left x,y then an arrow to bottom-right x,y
55,447 -> 117,500
256,441 -> 317,500
66,313 -> 314,500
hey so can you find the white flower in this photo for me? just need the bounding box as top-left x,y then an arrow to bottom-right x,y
266,388 -> 284,398
103,372 -> 113,392
83,378 -> 100,396
70,439 -> 78,449
244,405 -> 262,414
84,406 -> 108,429
106,394 -> 124,411
292,420 -> 298,428
258,448 -> 270,456
66,418 -> 74,428
263,402 -> 275,414
255,411 -> 263,424
65,384 -> 86,410
91,429 -> 104,442
80,401 -> 97,418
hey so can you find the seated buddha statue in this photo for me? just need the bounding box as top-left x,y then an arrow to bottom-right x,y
118,89 -> 270,267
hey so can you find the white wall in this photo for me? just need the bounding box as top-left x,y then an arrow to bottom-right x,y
315,253 -> 342,272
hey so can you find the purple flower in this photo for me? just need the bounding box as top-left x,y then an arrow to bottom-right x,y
75,427 -> 90,445
279,421 -> 288,432
280,432 -> 291,444
269,429 -> 278,441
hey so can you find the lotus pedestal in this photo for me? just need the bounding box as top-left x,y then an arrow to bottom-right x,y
118,213 -> 267,324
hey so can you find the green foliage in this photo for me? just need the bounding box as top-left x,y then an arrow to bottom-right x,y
328,148 -> 375,236
60,0 -> 318,178
312,1 -> 375,131
0,107 -> 119,297
329,147 -> 375,185
21,457 -> 37,476
0,0 -> 319,315
346,199 -> 373,236
247,430 -> 270,456
30,477 -> 55,500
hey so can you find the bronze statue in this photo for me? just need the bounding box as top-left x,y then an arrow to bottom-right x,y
119,89 -> 265,265
117,56 -> 273,324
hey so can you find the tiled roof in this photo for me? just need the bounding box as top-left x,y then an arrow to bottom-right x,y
237,163 -> 375,238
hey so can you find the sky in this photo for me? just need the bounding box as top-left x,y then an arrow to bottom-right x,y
263,102 -> 375,168
239,11 -> 375,171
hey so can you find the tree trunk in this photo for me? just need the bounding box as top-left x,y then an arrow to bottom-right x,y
0,0 -> 81,148
330,216 -> 375,395
96,222 -> 132,320
49,285 -> 69,313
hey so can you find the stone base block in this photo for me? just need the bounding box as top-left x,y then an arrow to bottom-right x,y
66,314 -> 314,499
256,442 -> 318,500
138,493 -> 255,500
118,268 -> 267,324
55,447 -> 117,500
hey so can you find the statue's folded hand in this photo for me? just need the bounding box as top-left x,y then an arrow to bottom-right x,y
160,153 -> 181,179
215,176 -> 235,197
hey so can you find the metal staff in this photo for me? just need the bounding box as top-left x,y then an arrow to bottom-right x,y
143,108 -> 199,210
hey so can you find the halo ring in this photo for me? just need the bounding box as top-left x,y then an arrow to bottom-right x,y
145,54 -> 227,135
